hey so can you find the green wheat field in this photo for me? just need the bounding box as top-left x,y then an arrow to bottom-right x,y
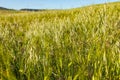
0,2 -> 120,80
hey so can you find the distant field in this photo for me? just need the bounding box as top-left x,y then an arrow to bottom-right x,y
0,2 -> 120,80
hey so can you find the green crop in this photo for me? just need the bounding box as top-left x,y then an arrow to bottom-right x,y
0,2 -> 120,80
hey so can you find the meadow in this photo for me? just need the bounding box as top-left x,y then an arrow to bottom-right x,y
0,2 -> 120,80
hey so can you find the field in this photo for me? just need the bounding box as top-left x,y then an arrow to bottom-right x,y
0,2 -> 120,80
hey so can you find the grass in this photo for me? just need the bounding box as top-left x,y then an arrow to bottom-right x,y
0,2 -> 120,80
